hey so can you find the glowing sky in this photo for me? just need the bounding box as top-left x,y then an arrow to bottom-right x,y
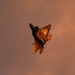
0,0 -> 75,75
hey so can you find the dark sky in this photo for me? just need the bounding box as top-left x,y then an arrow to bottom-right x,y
0,0 -> 75,75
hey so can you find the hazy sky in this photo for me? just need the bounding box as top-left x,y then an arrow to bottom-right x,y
0,0 -> 75,75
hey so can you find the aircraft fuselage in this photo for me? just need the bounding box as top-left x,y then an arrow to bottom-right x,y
29,23 -> 46,47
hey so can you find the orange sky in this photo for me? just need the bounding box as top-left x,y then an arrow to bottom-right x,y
0,0 -> 75,75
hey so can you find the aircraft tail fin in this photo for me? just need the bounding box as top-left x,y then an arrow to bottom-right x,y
39,47 -> 44,54
47,34 -> 52,41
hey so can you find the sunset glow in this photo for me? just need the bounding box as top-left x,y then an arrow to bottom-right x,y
0,0 -> 75,75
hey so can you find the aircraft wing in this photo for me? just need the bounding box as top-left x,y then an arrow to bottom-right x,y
41,24 -> 51,36
33,40 -> 40,54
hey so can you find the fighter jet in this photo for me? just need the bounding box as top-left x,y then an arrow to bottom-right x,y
29,23 -> 52,54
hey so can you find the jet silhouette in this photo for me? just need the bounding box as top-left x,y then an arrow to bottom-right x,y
29,23 -> 52,54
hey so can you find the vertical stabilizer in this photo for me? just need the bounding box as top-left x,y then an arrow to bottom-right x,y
39,47 -> 44,54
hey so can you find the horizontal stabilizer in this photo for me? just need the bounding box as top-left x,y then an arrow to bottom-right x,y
47,34 -> 52,41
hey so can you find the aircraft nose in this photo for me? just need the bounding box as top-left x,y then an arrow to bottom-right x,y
29,23 -> 32,29
29,23 -> 34,30
29,23 -> 32,27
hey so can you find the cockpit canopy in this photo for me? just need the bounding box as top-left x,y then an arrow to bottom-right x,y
35,26 -> 39,31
